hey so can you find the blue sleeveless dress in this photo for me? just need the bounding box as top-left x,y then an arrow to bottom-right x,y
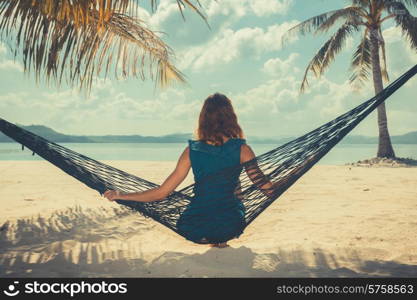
176,138 -> 246,243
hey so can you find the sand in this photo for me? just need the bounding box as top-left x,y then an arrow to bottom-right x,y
0,160 -> 416,277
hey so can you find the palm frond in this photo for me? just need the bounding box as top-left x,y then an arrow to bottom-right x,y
0,0 -> 207,90
351,0 -> 371,9
300,22 -> 359,92
0,0 -> 140,31
0,0 -> 209,92
283,8 -> 359,43
316,6 -> 366,33
150,0 -> 208,25
387,2 -> 417,50
350,29 -> 372,86
0,0 -> 207,31
386,0 -> 417,9
0,0 -> 189,92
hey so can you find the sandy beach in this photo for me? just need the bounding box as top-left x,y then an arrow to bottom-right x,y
0,160 -> 416,277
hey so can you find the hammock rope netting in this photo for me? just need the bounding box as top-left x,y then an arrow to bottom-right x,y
1,64 -> 416,244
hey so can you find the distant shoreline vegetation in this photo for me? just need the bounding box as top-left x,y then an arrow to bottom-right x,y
1,124 -> 417,144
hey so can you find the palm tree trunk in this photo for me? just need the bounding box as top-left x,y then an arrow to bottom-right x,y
369,27 -> 395,158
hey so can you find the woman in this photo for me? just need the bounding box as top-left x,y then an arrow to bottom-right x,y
104,93 -> 275,247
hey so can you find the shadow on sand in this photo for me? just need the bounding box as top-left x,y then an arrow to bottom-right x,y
1,206 -> 416,277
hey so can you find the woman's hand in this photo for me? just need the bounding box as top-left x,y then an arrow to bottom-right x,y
103,190 -> 121,201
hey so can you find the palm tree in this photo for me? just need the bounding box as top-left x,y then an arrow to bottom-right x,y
285,0 -> 417,158
0,0 -> 207,92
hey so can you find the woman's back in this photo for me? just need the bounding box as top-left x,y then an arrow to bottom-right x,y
189,138 -> 245,180
176,138 -> 246,244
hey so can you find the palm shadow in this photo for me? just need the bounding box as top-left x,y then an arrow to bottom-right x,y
1,206 -> 417,277
147,246 -> 417,277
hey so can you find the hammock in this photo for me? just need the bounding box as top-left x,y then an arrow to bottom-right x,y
1,64 -> 416,244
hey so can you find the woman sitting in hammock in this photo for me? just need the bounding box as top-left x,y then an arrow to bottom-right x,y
104,93 -> 278,248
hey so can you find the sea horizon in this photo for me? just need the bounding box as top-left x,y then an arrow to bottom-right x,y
1,142 -> 416,165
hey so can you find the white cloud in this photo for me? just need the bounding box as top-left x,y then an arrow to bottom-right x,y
203,0 -> 293,18
383,26 -> 417,78
133,0 -> 294,49
0,43 -> 23,72
233,76 -> 300,117
179,21 -> 299,71
126,0 -> 185,33
262,53 -> 300,76
0,77 -> 202,135
383,26 -> 403,44
148,0 -> 180,29
2,66 -> 415,138
249,0 -> 293,17
223,69 -> 378,137
229,50 -> 417,137
0,43 -> 6,55
0,60 -> 23,72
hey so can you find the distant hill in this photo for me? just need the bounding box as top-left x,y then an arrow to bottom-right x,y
1,123 -> 417,144
391,131 -> 417,144
0,124 -> 192,143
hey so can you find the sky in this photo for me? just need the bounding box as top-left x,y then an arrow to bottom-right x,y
0,0 -> 416,139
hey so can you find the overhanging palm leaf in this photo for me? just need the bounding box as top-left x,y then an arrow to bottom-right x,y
386,0 -> 417,9
351,0 -> 372,9
315,7 -> 366,33
0,0 -> 207,92
284,7 -> 361,40
300,23 -> 359,93
389,2 -> 417,50
150,0 -> 208,25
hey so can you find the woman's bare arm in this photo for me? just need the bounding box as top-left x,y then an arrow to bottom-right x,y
104,147 -> 191,202
240,144 -> 275,196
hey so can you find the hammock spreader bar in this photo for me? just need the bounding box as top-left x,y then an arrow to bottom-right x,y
1,64 -> 416,243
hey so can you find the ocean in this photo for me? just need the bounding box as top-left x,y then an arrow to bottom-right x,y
0,142 -> 416,165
